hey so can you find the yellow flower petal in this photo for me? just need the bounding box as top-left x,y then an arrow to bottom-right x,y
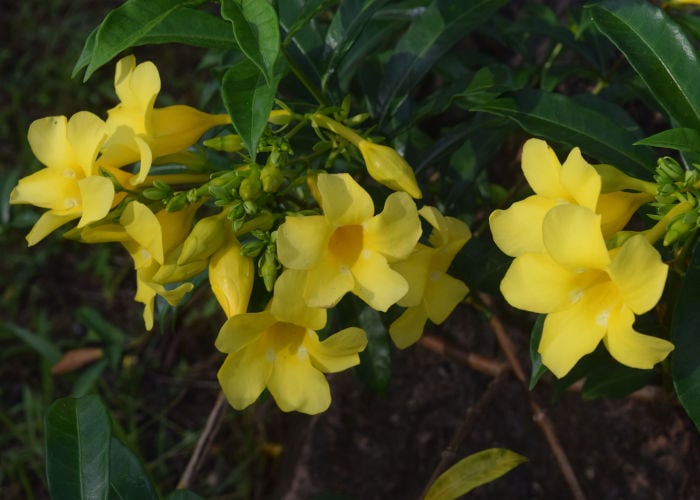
539,281 -> 619,377
317,173 -> 374,227
423,272 -> 469,324
66,111 -> 107,176
218,342 -> 271,410
267,337 -> 331,414
389,305 -> 429,349
393,247 -> 433,307
607,234 -> 668,314
128,135 -> 154,186
113,55 -> 160,123
501,252 -> 598,313
10,168 -> 79,209
77,176 -> 115,227
307,327 -> 367,373
521,138 -> 566,199
604,306 -> 674,369
271,270 -> 327,330
489,195 -> 555,257
25,212 -> 77,246
351,249 -> 408,311
277,215 -> 330,269
302,258 -> 355,308
121,201 -> 164,264
543,204 -> 610,270
28,116 -> 73,171
559,147 -> 600,210
215,311 -> 276,353
363,191 -> 421,261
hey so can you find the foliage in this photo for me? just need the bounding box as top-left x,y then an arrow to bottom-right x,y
6,0 -> 700,497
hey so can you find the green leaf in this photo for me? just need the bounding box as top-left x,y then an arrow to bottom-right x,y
72,359 -> 109,398
221,58 -> 279,159
108,438 -> 158,500
581,362 -> 657,400
74,8 -> 237,77
528,315 -> 547,390
77,307 -> 126,368
472,89 -> 656,175
588,0 -> 700,129
1,322 -> 62,365
80,0 -> 192,81
221,0 -> 280,85
635,128 -> 700,153
355,303 -> 392,394
377,0 -> 508,122
671,239 -> 700,431
425,448 -> 527,500
45,395 -> 111,500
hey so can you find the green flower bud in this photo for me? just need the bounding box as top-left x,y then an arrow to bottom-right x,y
142,187 -> 168,200
177,215 -> 226,265
240,239 -> 266,257
259,243 -> 278,292
204,134 -> 245,152
166,193 -> 188,212
239,171 -> 262,201
657,157 -> 684,182
261,164 -> 284,193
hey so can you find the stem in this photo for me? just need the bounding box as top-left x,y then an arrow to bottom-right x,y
282,48 -> 328,106
310,113 -> 364,146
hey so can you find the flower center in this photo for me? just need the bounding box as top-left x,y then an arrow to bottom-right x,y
328,225 -> 363,267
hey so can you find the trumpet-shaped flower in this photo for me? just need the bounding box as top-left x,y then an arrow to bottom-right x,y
10,112 -> 126,245
389,207 -> 471,348
99,55 -> 231,184
215,270 -> 367,414
489,139 -> 644,258
277,173 -> 421,311
209,233 -> 255,318
499,203 -> 673,377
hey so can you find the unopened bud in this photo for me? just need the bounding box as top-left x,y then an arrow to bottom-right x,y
239,171 -> 262,201
166,193 -> 188,212
204,134 -> 245,152
261,164 -> 283,193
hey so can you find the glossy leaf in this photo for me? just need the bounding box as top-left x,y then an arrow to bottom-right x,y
221,0 -> 280,85
166,490 -> 205,500
221,58 -> 279,159
635,128 -> 700,153
79,0 -> 191,81
355,303 -> 392,394
377,0 -> 508,122
588,0 -> 700,129
45,395 -> 111,500
425,448 -> 527,500
108,438 -> 158,500
472,89 -> 656,175
671,239 -> 700,432
581,362 -> 657,400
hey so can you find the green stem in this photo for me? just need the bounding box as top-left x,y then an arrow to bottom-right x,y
310,113 -> 363,145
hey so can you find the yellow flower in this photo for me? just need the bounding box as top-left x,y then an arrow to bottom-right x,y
500,203 -> 673,377
99,55 -> 231,185
215,270 -> 367,414
277,172 -> 422,311
357,140 -> 422,199
10,112 -> 125,246
389,206 -> 471,348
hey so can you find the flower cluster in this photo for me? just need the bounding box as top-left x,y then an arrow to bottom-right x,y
490,139 -> 674,377
13,56 -> 471,414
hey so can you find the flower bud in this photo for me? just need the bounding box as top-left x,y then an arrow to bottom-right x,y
166,193 -> 188,212
239,171 -> 262,201
261,164 -> 283,193
209,236 -> 254,318
203,134 -> 245,152
259,243 -> 279,292
177,215 -> 226,265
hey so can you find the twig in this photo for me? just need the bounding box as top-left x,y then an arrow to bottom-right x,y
479,293 -> 586,500
419,335 -> 508,377
420,372 -> 509,499
177,390 -> 228,490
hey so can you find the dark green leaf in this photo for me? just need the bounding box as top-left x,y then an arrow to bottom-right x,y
221,0 -> 280,84
377,0 -> 508,122
45,395 -> 111,500
1,322 -> 62,365
108,438 -> 158,500
81,0 -> 192,81
528,315 -> 547,390
588,1 -> 700,129
72,360 -> 109,398
581,362 -> 657,400
77,307 -> 126,368
355,304 -> 392,394
221,58 -> 279,159
135,8 -> 238,49
425,448 -> 527,500
472,89 -> 656,175
671,239 -> 700,431
635,128 -> 700,153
